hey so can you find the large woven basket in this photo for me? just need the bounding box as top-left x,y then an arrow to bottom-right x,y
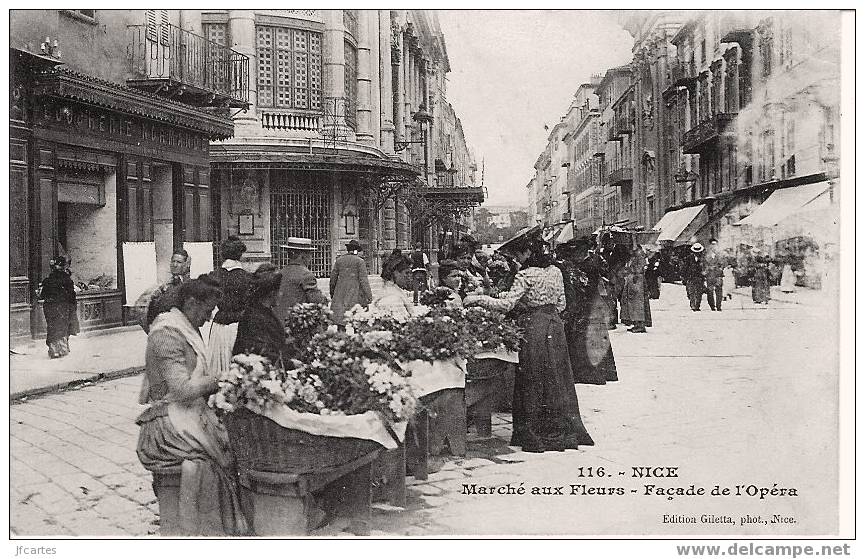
225,408 -> 383,475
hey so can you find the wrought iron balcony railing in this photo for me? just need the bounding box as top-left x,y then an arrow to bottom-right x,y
682,113 -> 736,154
127,22 -> 249,108
608,166 -> 633,186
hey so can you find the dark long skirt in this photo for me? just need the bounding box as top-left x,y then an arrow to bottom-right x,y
512,305 -> 594,452
44,302 -> 77,357
752,270 -> 770,303
646,273 -> 660,299
568,294 -> 618,385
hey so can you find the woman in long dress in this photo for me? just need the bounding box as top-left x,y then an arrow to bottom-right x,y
751,256 -> 771,304
208,236 -> 253,375
780,261 -> 797,293
136,275 -> 249,536
572,250 -> 619,384
39,255 -> 78,358
465,238 -> 594,453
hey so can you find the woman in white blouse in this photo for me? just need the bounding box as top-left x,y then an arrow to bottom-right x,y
370,254 -> 416,320
465,237 -> 594,453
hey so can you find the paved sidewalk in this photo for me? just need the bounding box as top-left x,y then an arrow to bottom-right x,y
9,275 -> 390,400
10,327 -> 148,400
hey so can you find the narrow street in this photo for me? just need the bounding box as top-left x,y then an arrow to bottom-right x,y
10,284 -> 838,537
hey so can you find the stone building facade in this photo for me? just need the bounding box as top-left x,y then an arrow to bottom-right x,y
200,9 -> 480,275
526,10 -> 840,273
9,9 -> 242,339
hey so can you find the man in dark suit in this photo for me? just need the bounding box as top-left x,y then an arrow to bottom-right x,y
682,243 -> 707,311
703,239 -> 725,311
275,237 -> 328,324
329,239 -> 373,326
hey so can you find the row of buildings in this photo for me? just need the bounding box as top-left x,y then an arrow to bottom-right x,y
9,9 -> 483,340
527,11 -> 840,268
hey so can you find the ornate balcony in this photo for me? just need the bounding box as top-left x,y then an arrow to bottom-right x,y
608,166 -> 633,186
682,113 -> 736,154
127,22 -> 249,108
260,110 -> 321,132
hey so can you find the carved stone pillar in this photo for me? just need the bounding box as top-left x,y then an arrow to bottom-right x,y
377,10 -> 394,152
228,10 -> 258,125
355,10 -> 374,145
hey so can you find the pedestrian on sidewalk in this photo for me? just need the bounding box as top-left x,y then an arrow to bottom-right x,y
234,264 -> 292,364
621,244 -> 650,333
329,239 -> 373,327
465,236 -> 595,453
410,242 -> 431,303
751,254 -> 771,304
645,248 -> 662,300
136,275 -> 249,536
703,239 -> 725,311
682,243 -> 706,311
39,255 -> 79,358
275,237 -> 329,323
208,236 -> 253,377
780,258 -> 797,293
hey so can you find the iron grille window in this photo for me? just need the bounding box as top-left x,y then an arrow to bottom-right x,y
344,41 -> 358,129
270,176 -> 333,277
256,26 -> 322,111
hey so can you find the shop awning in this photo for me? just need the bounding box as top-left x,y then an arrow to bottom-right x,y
652,205 -> 707,245
735,181 -> 832,228
554,222 -> 575,244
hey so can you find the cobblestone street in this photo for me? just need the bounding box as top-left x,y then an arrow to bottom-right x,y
10,284 -> 839,537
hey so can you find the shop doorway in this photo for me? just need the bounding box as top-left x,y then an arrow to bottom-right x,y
151,163 -> 174,281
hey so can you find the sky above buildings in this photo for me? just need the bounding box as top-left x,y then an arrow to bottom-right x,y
438,10 -> 634,208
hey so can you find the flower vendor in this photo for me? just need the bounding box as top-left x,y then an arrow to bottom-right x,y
136,275 -> 249,536
464,233 -> 595,454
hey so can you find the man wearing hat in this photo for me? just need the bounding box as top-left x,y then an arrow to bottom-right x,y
703,239 -> 725,311
681,242 -> 707,311
329,239 -> 373,326
275,237 -> 328,324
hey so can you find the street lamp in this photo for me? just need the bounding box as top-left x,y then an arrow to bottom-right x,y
395,104 -> 433,177
674,167 -> 699,201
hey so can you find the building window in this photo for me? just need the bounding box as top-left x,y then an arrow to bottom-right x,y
344,40 -> 358,129
779,25 -> 794,70
256,26 -> 323,111
145,9 -> 169,44
724,51 -> 739,113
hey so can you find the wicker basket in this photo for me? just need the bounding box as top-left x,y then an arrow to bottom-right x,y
225,408 -> 383,475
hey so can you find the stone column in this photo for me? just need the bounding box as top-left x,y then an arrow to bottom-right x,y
392,21 -> 404,145
368,11 -> 381,149
228,10 -> 258,126
324,10 -> 346,126
355,10 -> 374,145
379,10 -> 395,153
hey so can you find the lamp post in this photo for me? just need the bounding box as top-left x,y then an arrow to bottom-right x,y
395,104 -> 433,177
674,167 -> 699,202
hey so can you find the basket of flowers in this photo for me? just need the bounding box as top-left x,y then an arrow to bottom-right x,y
211,332 -> 416,475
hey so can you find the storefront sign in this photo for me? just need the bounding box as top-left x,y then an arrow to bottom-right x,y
33,98 -> 210,156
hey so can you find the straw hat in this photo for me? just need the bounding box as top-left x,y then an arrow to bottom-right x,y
280,237 -> 315,251
690,243 -> 705,253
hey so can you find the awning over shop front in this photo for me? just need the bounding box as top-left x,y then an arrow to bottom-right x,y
554,222 -> 574,244
652,204 -> 707,245
735,181 -> 832,228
